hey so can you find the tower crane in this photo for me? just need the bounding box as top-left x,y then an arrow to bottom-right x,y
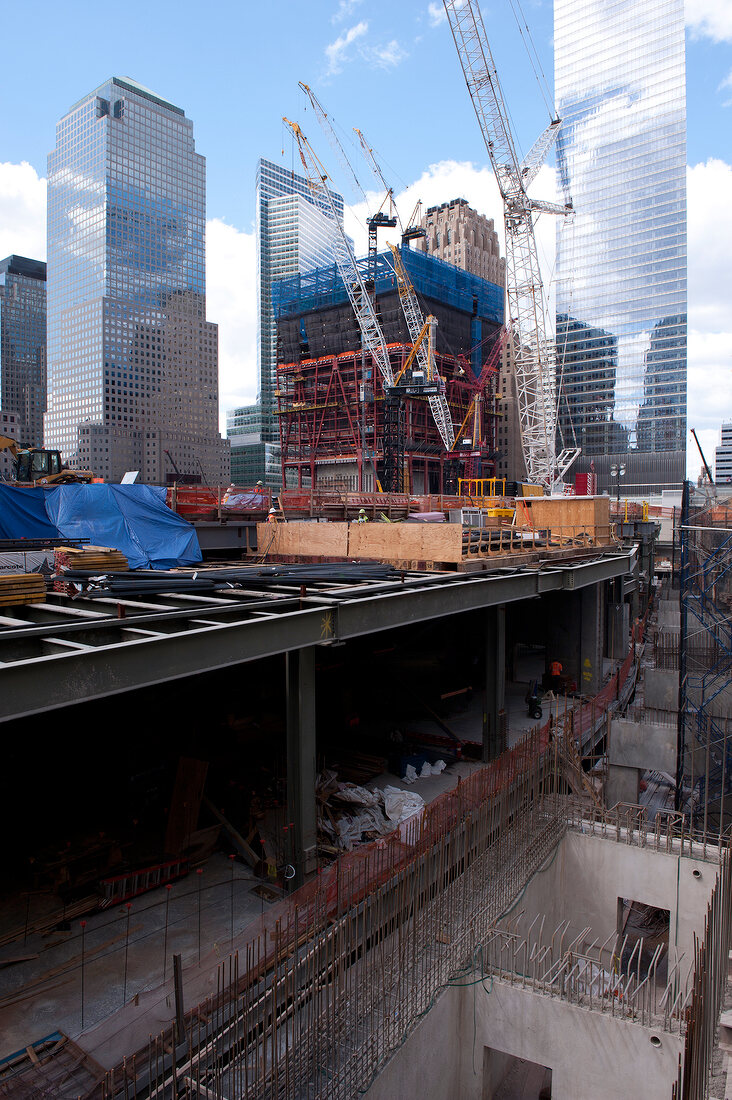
285,109 -> 458,490
282,119 -> 394,392
443,0 -> 579,490
285,117 -> 418,488
298,84 -> 397,267
352,129 -> 426,248
349,125 -> 455,454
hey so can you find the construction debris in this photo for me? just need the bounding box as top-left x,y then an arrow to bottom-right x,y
317,770 -> 426,850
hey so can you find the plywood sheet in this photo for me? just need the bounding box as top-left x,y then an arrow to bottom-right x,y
516,495 -> 611,541
256,522 -> 349,558
350,522 -> 463,563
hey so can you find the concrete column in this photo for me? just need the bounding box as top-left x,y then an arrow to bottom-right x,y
483,604 -> 506,761
579,582 -> 603,695
286,647 -> 317,886
605,576 -> 628,661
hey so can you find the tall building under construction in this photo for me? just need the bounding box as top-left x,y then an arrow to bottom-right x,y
274,244 -> 505,493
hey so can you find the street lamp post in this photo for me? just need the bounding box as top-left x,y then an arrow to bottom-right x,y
610,463 -> 626,508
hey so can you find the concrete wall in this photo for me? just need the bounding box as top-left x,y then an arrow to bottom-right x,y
364,987 -> 461,1100
366,981 -> 681,1100
644,668 -> 678,712
502,831 -> 715,964
458,983 -> 681,1100
657,602 -> 680,627
365,832 -> 718,1100
609,718 -> 676,773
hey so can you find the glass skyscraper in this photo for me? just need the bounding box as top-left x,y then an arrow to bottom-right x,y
46,77 -> 228,484
554,0 -> 687,495
227,158 -> 344,486
0,255 -> 47,449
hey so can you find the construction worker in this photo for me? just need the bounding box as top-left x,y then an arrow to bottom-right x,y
549,658 -> 563,693
356,508 -> 369,524
267,507 -> 279,524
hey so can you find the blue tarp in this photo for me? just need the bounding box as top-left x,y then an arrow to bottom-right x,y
0,484 -> 60,541
0,483 -> 201,569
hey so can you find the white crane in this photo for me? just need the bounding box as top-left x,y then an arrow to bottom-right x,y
351,126 -> 455,452
282,118 -> 394,390
443,0 -> 578,490
291,99 -> 456,464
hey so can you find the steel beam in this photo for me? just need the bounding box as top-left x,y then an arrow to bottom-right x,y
0,552 -> 634,722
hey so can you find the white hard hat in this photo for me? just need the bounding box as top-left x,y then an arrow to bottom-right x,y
268,507 -> 277,514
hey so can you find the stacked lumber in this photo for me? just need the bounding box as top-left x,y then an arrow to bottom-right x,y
0,573 -> 46,607
54,545 -> 128,593
54,545 -> 129,571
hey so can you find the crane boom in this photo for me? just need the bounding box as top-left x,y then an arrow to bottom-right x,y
298,84 -> 367,205
388,244 -> 455,451
283,119 -> 394,388
443,0 -> 578,489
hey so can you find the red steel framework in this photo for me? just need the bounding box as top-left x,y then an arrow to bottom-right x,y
276,343 -> 500,493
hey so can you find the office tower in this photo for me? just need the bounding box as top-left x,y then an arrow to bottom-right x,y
227,158 -> 344,486
46,78 -> 229,484
715,423 -> 732,485
0,256 -> 46,451
554,0 -> 687,495
416,198 -> 505,287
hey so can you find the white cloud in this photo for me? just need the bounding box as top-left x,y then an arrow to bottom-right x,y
324,21 -> 369,76
428,2 -> 447,27
686,158 -> 732,478
718,69 -> 732,106
0,161 -> 47,261
361,39 -> 408,69
206,218 -> 258,433
685,0 -> 732,42
332,0 -> 363,24
688,159 -> 732,334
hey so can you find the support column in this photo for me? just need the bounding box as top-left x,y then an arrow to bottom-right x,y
605,576 -> 628,661
286,647 -> 317,886
483,604 -> 506,761
579,582 -> 603,695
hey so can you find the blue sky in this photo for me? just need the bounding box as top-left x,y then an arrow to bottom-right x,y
0,0 -> 730,480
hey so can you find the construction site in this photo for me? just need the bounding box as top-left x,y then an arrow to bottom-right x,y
0,3 -> 725,1100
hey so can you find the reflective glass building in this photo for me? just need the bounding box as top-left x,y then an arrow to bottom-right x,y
227,158 -> 344,486
46,77 -> 228,484
0,255 -> 46,449
554,0 -> 687,495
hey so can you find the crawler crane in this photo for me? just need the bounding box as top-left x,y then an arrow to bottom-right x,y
443,0 -> 578,490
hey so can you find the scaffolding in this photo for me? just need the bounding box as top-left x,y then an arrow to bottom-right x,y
274,246 -> 504,492
678,484 -> 732,826
276,345 -> 495,493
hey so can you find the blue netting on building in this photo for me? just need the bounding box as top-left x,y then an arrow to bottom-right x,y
273,248 -> 504,327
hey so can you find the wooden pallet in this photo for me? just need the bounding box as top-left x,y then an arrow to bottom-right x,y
0,573 -> 46,607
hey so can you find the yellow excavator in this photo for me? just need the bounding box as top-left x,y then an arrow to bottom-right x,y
0,434 -> 95,486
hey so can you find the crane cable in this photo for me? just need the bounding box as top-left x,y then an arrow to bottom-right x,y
506,0 -> 556,121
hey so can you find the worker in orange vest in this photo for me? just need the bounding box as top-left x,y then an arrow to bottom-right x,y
549,659 -> 563,693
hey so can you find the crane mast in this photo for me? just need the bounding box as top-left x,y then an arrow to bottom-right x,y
282,119 -> 394,389
388,244 -> 455,451
443,0 -> 578,489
